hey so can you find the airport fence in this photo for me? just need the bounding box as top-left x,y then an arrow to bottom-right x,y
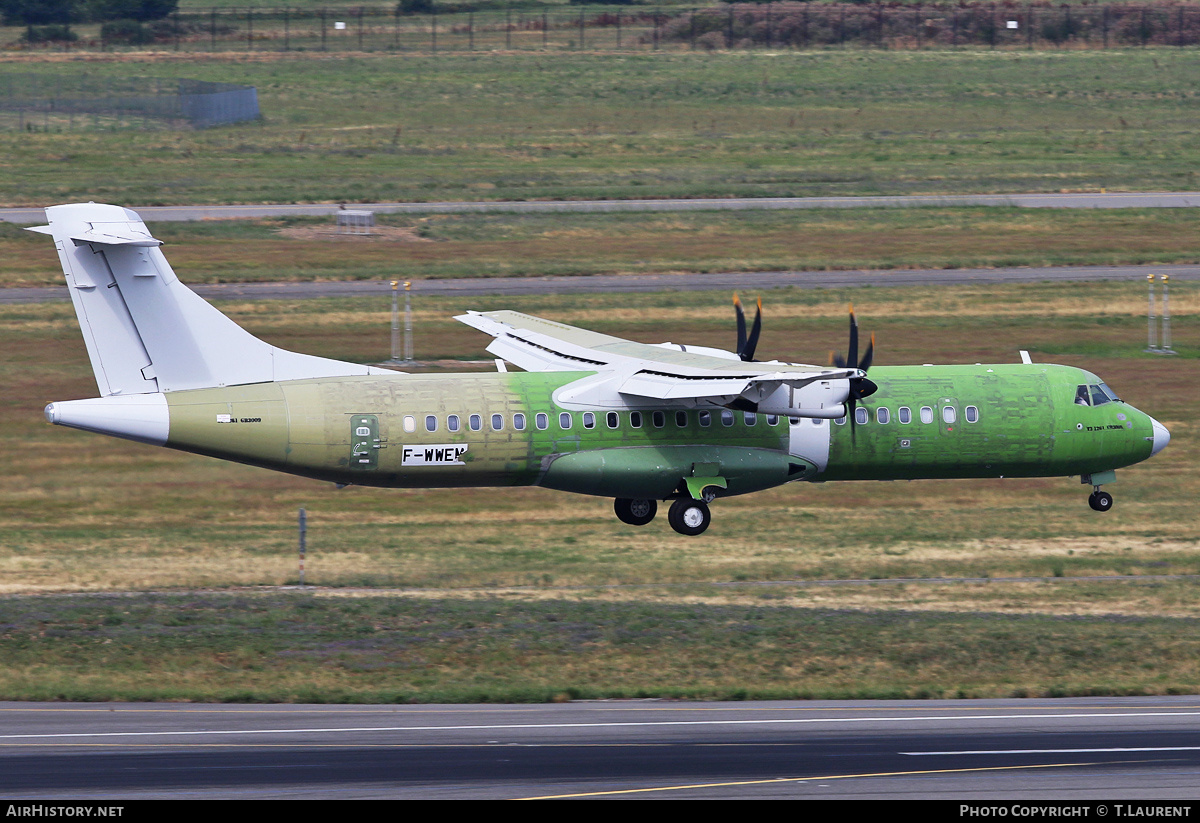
4,3 -> 1200,54
0,75 -> 260,131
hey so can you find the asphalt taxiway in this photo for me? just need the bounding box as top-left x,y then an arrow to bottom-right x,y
6,191 -> 1200,224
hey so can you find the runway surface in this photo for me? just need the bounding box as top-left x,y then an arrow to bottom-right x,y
5,191 -> 1200,224
3,698 -> 1200,799
5,264 -> 1200,306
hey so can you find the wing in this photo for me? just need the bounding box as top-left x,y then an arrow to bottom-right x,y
456,310 -> 858,418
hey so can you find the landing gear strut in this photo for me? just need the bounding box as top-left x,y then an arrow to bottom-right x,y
1088,489 -> 1113,512
667,498 -> 711,536
614,498 -> 657,526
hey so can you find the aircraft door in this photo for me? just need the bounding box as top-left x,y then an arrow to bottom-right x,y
350,413 -> 382,470
788,415 -> 830,474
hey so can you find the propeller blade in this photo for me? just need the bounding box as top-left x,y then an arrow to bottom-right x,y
858,332 -> 874,372
742,297 -> 762,362
847,305 -> 859,370
837,307 -> 877,441
734,294 -> 747,357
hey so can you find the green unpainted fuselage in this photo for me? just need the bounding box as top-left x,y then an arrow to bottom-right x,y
161,362 -> 1158,501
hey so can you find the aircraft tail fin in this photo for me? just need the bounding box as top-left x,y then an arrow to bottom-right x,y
33,203 -> 384,396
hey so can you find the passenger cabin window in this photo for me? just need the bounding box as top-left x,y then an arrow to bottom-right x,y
535,413 -> 548,430
606,412 -> 619,429
425,415 -> 437,432
676,411 -> 688,427
583,412 -> 595,429
630,411 -> 643,428
898,407 -> 911,424
766,414 -> 779,426
965,406 -> 979,423
559,412 -> 572,429
920,406 -> 934,424
943,406 -> 957,424
403,415 -> 416,433
448,414 -> 460,432
834,415 -> 846,426
491,414 -> 504,431
698,411 -> 711,427
513,413 -> 526,431
469,414 -> 482,432
721,410 -> 734,427
876,408 -> 890,424
653,411 -> 665,428
744,412 -> 757,426
855,407 -> 868,425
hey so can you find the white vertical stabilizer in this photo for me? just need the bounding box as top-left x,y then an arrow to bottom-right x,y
32,203 -> 386,396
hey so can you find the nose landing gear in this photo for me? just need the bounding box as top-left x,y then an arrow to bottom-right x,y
1082,471 -> 1116,513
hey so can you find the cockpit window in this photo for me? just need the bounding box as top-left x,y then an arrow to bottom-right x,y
1075,385 -> 1090,406
1099,383 -> 1120,403
1090,385 -> 1111,406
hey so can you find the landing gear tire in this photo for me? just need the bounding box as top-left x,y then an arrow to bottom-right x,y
668,498 -> 711,536
1088,490 -> 1114,512
614,498 -> 657,526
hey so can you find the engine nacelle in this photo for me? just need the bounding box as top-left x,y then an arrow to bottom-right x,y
749,378 -> 849,419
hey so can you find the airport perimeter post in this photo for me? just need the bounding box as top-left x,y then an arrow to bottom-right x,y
1145,273 -> 1158,352
298,508 -> 306,587
390,281 -> 401,362
404,281 -> 414,364
389,280 -> 414,365
1160,274 -> 1176,355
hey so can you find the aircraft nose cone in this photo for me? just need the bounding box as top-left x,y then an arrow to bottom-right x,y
1150,417 -> 1171,456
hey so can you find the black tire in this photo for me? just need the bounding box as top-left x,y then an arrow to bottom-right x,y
667,498 -> 711,536
614,498 -> 657,526
1089,491 -> 1114,512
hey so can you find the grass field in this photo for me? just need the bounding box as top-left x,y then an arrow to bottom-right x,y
4,49 -> 1200,205
7,207 -> 1200,287
0,282 -> 1195,700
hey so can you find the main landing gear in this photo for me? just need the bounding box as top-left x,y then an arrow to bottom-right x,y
614,497 -> 657,526
667,498 -> 711,536
613,497 -> 712,536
